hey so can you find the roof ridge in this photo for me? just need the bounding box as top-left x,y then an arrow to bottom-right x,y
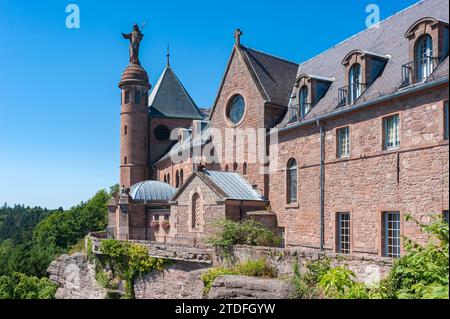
243,46 -> 299,66
298,0 -> 429,67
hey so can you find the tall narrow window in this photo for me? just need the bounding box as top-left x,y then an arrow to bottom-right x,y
299,86 -> 309,118
124,156 -> 128,165
384,114 -> 400,150
124,91 -> 130,104
337,127 -> 350,158
167,174 -> 170,185
192,193 -> 201,229
349,64 -> 362,104
279,227 -> 286,248
443,210 -> 449,223
416,35 -> 433,82
124,125 -> 128,136
444,101 -> 449,140
224,165 -> 229,172
233,162 -> 238,172
135,90 -> 142,104
287,159 -> 298,204
242,162 -> 248,175
175,171 -> 180,188
164,175 -> 167,183
180,170 -> 184,185
337,213 -> 351,254
384,212 -> 401,258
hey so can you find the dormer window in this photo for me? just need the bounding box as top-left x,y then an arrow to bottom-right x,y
339,50 -> 389,107
290,74 -> 333,121
348,63 -> 363,104
402,17 -> 449,86
299,86 -> 310,118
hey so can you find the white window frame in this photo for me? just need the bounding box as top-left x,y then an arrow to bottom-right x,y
384,114 -> 400,150
337,127 -> 350,158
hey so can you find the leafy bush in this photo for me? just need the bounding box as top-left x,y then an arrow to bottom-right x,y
98,240 -> 172,298
291,259 -> 331,299
380,215 -> 449,299
202,258 -> 277,294
319,266 -> 371,299
0,273 -> 57,299
207,219 -> 281,254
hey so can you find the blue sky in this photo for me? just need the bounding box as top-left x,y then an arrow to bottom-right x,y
0,0 -> 418,209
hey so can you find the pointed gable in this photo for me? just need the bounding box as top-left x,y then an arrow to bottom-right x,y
240,46 -> 299,107
209,45 -> 299,121
149,66 -> 203,120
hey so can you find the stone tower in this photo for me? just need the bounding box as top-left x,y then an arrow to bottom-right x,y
118,63 -> 151,188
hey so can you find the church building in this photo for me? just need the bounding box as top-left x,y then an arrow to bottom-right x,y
108,0 -> 449,259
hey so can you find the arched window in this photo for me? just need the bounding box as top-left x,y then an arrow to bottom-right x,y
180,170 -> 184,185
224,165 -> 229,172
243,162 -> 248,175
164,175 -> 167,183
167,173 -> 170,185
348,63 -> 362,104
175,171 -> 180,188
233,162 -> 238,172
299,86 -> 309,118
287,159 -> 298,204
416,35 -> 433,82
192,193 -> 201,229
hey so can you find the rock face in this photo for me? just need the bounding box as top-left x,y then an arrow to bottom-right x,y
134,261 -> 209,299
208,276 -> 294,299
47,253 -> 107,299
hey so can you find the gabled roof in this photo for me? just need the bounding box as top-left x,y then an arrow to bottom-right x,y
149,66 -> 204,120
279,0 -> 449,127
209,44 -> 299,121
171,170 -> 266,202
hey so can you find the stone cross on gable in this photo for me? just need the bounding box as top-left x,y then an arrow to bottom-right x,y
234,29 -> 243,46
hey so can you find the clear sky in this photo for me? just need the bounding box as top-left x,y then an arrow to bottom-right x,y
0,0 -> 418,209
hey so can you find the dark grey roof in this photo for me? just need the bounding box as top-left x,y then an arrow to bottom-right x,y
149,66 -> 204,120
241,46 -> 299,106
130,181 -> 176,202
280,0 -> 449,127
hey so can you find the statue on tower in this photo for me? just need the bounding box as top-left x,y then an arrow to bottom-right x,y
122,24 -> 144,65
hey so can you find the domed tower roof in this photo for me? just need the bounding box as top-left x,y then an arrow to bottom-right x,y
129,181 -> 176,202
119,63 -> 151,89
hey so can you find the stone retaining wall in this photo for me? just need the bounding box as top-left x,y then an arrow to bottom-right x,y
87,235 -> 393,284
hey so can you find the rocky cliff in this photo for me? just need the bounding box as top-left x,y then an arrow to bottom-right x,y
47,253 -> 294,299
47,253 -> 107,299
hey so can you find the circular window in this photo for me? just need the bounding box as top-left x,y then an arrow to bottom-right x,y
227,95 -> 245,124
154,125 -> 170,141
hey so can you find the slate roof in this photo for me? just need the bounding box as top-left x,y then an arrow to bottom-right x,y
130,181 -> 176,202
172,169 -> 266,202
240,46 -> 299,107
149,66 -> 204,120
279,0 -> 449,127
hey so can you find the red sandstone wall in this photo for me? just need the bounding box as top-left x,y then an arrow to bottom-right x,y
269,85 -> 449,255
209,48 -> 269,196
